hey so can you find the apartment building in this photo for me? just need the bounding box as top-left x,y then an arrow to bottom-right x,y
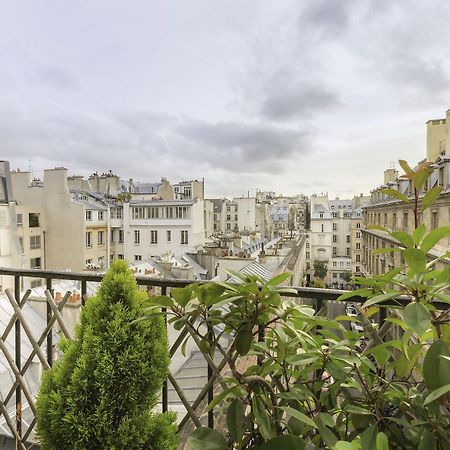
307,194 -> 368,287
362,162 -> 450,275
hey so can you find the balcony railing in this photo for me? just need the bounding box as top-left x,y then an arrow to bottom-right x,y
0,267 -> 447,449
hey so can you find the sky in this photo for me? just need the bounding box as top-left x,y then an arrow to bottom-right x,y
1,0 -> 450,198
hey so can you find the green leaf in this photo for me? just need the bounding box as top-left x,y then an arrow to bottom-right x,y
423,340 -> 450,391
360,424 -> 378,450
403,248 -> 426,273
421,226 -> 450,253
376,431 -> 389,450
146,295 -> 174,308
197,283 -> 226,306
315,416 -> 338,448
254,435 -> 306,450
187,427 -> 228,450
363,292 -> 399,308
412,164 -> 433,190
413,224 -> 427,245
422,186 -> 443,210
280,407 -> 317,429
404,302 -> 431,336
424,383 -> 450,406
171,286 -> 193,307
399,159 -> 414,177
265,272 -> 291,286
252,396 -> 272,440
208,386 -> 242,410
418,430 -> 437,450
235,322 -> 253,356
391,231 -> 415,248
345,404 -> 374,415
334,441 -> 360,450
337,288 -> 372,301
227,398 -> 245,443
368,225 -> 390,233
395,343 -> 422,377
380,188 -> 409,204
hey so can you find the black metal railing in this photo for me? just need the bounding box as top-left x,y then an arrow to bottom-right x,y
0,267 -> 447,449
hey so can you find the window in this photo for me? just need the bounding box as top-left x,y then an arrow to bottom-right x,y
167,230 -> 171,242
356,266 -> 360,273
321,224 -> 324,232
98,211 -> 104,220
18,237 -> 23,252
134,230 -> 140,244
110,230 -> 115,243
333,223 -> 337,231
306,242 -> 310,248
346,247 -> 350,256
356,243 -> 361,250
356,254 -> 361,262
392,213 -> 397,230
98,256 -> 105,268
332,247 -> 337,256
319,212 -> 323,218
339,261 -> 343,267
346,235 -> 350,243
306,252 -> 310,259
135,255 -> 142,261
181,230 -> 188,245
30,235 -> 41,249
85,232 -> 92,247
30,257 -> 41,269
227,206 -> 231,212
166,207 -> 174,219
150,230 -> 158,244
227,214 -> 231,221
403,212 -> 408,230
16,214 -> 23,226
226,223 -> 231,230
235,215 -> 238,220
333,235 -> 337,243
111,208 -> 123,219
85,210 -> 92,221
332,261 -> 337,267
29,213 -> 40,227
176,206 -> 189,219
431,211 -> 439,229
118,254 -> 124,259
332,212 -> 337,218
119,229 -> 124,243
356,232 -> 361,239
356,222 -> 361,229
98,231 -> 104,246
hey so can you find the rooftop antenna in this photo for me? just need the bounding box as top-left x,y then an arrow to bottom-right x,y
28,159 -> 33,178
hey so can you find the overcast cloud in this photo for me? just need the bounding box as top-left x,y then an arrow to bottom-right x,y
1,0 -> 450,197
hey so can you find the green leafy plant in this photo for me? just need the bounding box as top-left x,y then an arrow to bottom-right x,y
140,161 -> 450,449
36,260 -> 177,450
313,260 -> 328,281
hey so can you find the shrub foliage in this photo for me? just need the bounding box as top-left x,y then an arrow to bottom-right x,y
36,260 -> 177,450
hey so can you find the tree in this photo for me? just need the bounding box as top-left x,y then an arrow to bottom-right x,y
36,260 -> 177,450
313,260 -> 328,280
341,270 -> 352,285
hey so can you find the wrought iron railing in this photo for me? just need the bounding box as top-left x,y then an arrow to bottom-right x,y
0,267 -> 447,449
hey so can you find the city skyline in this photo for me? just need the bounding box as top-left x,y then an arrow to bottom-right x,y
1,1 -> 450,197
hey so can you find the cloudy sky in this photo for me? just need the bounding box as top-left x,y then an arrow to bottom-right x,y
1,1 -> 450,198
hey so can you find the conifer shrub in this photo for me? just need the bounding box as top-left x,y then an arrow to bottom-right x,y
36,260 -> 177,450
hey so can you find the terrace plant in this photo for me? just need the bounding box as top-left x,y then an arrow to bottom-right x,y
142,161 -> 450,449
36,260 -> 177,450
